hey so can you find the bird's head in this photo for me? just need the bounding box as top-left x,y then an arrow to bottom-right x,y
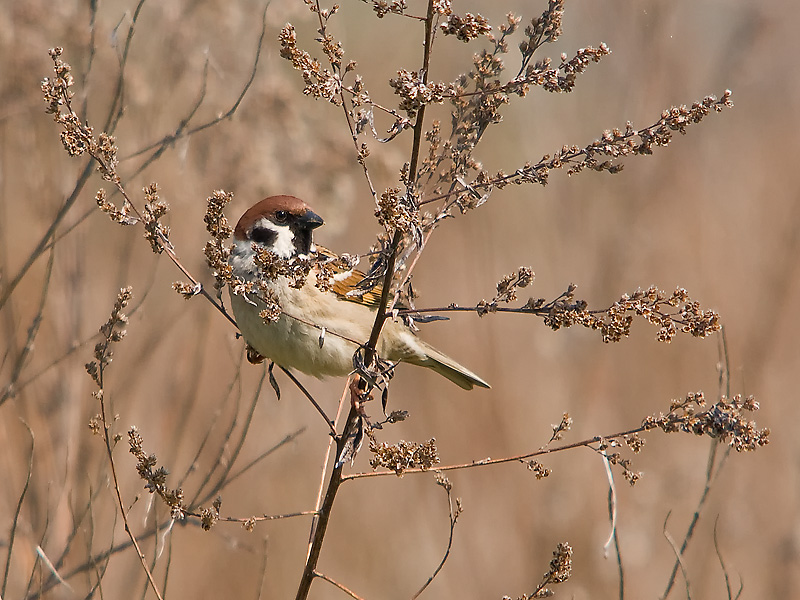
233,195 -> 324,259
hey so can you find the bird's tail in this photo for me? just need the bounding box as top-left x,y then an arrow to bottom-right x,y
412,342 -> 491,391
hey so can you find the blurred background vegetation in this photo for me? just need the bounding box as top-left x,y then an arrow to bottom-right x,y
0,0 -> 793,598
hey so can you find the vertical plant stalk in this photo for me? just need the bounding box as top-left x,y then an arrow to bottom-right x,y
2,424 -> 34,599
91,290 -> 165,600
294,3 -> 438,599
97,389 -> 165,600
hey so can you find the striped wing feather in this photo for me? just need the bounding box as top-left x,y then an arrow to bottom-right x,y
315,246 -> 384,309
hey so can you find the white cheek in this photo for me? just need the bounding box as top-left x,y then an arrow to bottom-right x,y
257,219 -> 295,258
273,228 -> 295,258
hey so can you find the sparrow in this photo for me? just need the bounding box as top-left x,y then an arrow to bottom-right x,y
228,195 -> 490,390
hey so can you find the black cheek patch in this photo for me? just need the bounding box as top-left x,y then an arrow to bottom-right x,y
251,226 -> 277,246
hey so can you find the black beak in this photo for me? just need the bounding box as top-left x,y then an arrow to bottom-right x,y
300,209 -> 324,229
292,209 -> 324,256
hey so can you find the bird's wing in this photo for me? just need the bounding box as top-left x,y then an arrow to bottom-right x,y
315,245 -> 384,309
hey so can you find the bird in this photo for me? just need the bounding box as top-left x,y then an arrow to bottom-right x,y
228,195 -> 490,390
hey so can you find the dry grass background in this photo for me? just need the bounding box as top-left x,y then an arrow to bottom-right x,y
0,0 -> 794,598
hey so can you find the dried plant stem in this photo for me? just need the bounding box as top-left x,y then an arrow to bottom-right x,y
661,441 -> 730,599
280,366 -> 337,435
308,379 -> 351,559
662,333 -> 733,599
124,3 -> 268,169
0,0 -> 137,312
2,424 -> 34,599
366,0 -> 435,355
219,511 -> 319,525
105,0 -> 147,132
411,476 -> 459,599
343,425 -> 647,481
96,390 -> 165,600
389,226 -> 435,313
313,570 -> 365,600
712,517 -> 741,600
294,414 -> 354,600
0,247 -> 55,408
0,160 -> 92,311
661,511 -> 691,598
295,5 -> 439,598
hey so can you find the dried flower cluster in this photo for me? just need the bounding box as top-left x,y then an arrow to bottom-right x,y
128,426 -> 187,520
485,91 -> 733,189
525,460 -> 551,479
546,542 -> 573,583
44,48 -> 179,263
623,432 -> 645,453
477,266 -> 534,316
644,392 -> 769,452
389,69 -> 452,118
369,436 -> 440,476
434,471 -> 463,522
550,412 -> 573,442
141,183 -> 170,255
520,0 -> 564,59
440,12 -> 492,43
85,287 -> 132,387
411,283 -> 721,345
535,284 -> 721,343
174,189 -> 235,300
375,186 -> 421,238
365,1 -> 408,18
505,541 -> 573,599
505,44 -> 612,97
279,24 -> 342,104
200,498 -> 223,531
95,189 -> 138,225
597,438 -> 642,486
200,190 -> 235,294
411,3 -> 603,212
42,48 -> 119,181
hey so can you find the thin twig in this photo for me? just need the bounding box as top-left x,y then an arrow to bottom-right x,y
342,425 -> 646,481
33,546 -> 72,595
602,452 -> 625,600
2,422 -> 34,599
308,380 -> 351,559
662,511 -> 691,600
97,385 -> 165,600
662,330 -> 735,598
0,247 -> 55,409
224,428 -> 308,488
313,571 -> 366,600
123,2 -> 269,170
294,409 -> 355,600
712,516 -> 735,600
411,475 -> 459,599
279,366 -> 337,436
194,367 -> 267,505
256,538 -> 270,600
215,511 -> 319,525
0,159 -> 92,311
661,441 -> 731,599
105,0 -> 147,133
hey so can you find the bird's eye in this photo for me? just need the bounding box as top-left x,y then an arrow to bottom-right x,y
274,210 -> 289,223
